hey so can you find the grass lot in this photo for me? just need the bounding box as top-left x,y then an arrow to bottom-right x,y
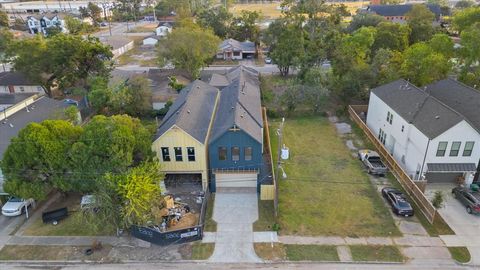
0,245 -> 112,261
448,247 -> 471,264
127,24 -> 157,33
230,2 -> 369,19
253,199 -> 276,231
350,245 -> 404,262
23,211 -> 115,236
270,117 -> 400,237
204,194 -> 217,232
254,243 -> 286,261
190,243 -> 215,260
285,245 -> 339,261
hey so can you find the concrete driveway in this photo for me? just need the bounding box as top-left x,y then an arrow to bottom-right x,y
426,184 -> 480,265
209,189 -> 261,263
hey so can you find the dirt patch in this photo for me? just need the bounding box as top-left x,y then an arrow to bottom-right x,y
254,243 -> 286,261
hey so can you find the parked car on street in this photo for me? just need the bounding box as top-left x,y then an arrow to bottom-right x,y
264,57 -> 272,64
452,187 -> 480,214
2,197 -> 34,217
358,149 -> 388,176
382,187 -> 414,217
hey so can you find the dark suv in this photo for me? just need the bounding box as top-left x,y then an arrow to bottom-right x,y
452,187 -> 480,214
382,187 -> 414,217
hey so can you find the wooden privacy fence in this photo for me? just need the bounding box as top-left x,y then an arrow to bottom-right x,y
348,105 -> 437,223
261,107 -> 276,201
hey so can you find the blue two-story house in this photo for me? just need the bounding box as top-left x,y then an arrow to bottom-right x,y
208,66 -> 264,191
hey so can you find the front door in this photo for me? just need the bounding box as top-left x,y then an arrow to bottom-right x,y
8,85 -> 14,93
388,135 -> 396,155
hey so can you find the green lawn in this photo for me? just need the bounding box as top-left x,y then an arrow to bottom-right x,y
285,245 -> 339,261
270,117 -> 400,237
350,245 -> 404,262
204,194 -> 217,232
23,211 -> 114,236
190,243 -> 215,260
253,199 -> 276,231
448,247 -> 471,264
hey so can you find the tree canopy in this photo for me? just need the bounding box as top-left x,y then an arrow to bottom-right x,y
0,10 -> 8,27
406,4 -> 436,43
8,34 -> 112,96
157,22 -> 220,78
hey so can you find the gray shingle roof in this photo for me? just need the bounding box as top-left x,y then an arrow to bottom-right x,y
0,96 -> 68,159
371,79 -> 464,139
219,39 -> 255,52
425,79 -> 480,132
367,4 -> 441,19
209,66 -> 263,144
0,93 -> 36,105
100,36 -> 133,50
0,72 -> 38,86
427,163 -> 477,172
154,80 -> 219,143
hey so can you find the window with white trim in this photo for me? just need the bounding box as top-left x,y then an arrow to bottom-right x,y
463,141 -> 475,157
450,142 -> 461,157
436,142 -> 448,157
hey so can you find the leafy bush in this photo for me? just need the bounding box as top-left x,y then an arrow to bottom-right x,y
432,191 -> 445,209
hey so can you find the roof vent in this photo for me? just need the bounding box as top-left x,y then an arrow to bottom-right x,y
187,110 -> 191,114
435,115 -> 440,119
240,114 -> 244,118
231,106 -> 234,110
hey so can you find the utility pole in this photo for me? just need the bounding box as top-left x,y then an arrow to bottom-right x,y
274,117 -> 285,217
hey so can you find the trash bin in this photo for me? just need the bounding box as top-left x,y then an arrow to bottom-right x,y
470,183 -> 479,192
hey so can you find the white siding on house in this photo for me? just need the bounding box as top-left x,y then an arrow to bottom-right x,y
1,85 -> 44,93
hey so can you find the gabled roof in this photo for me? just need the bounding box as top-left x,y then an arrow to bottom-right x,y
154,80 -> 218,144
371,79 -> 465,139
425,79 -> 480,133
367,4 -> 441,19
219,39 -> 255,52
209,66 -> 263,144
0,93 -> 36,105
0,72 -> 39,86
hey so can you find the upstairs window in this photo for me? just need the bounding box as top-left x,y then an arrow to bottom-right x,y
386,111 -> 393,124
378,128 -> 386,145
463,141 -> 475,157
218,147 -> 227,161
245,147 -> 252,161
232,147 -> 240,161
161,147 -> 170,162
174,147 -> 183,161
187,147 -> 195,162
450,142 -> 461,157
436,142 -> 448,157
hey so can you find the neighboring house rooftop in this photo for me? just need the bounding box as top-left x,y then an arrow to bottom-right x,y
0,72 -> 38,86
0,93 -> 36,106
209,66 -> 263,144
0,96 -> 68,159
154,80 -> 218,143
367,4 -> 441,19
100,36 -> 133,50
219,39 -> 255,52
157,22 -> 172,28
371,79 -> 466,139
426,78 -> 480,133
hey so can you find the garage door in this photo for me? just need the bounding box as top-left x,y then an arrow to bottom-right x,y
216,173 -> 258,188
425,173 -> 462,184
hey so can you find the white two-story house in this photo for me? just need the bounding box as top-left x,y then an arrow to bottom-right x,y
366,79 -> 480,185
27,15 -> 66,35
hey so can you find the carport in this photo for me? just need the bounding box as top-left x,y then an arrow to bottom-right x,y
425,163 -> 477,184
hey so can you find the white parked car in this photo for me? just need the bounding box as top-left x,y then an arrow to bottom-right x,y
2,197 -> 34,217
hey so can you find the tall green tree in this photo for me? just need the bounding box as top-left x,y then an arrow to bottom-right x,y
1,121 -> 83,200
371,48 -> 403,84
458,23 -> 480,88
348,13 -> 386,33
372,22 -> 410,52
8,34 -> 112,96
0,10 -> 8,27
105,162 -> 163,227
0,28 -> 13,66
428,33 -> 454,59
406,4 -> 436,43
265,18 -> 305,76
455,0 -> 475,9
400,42 -> 451,86
197,7 -> 232,38
157,23 -> 220,79
229,10 -> 261,44
452,7 -> 480,33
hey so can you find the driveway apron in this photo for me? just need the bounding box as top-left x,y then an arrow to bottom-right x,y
209,189 -> 261,263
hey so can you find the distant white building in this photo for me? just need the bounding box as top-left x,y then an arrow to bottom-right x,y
156,22 -> 172,37
1,1 -> 114,17
27,15 -> 66,35
366,79 -> 480,185
143,35 -> 161,46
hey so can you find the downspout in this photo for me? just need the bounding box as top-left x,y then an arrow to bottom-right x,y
473,158 -> 480,184
419,139 -> 431,181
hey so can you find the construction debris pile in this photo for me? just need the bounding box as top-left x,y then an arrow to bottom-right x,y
150,193 -> 204,232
